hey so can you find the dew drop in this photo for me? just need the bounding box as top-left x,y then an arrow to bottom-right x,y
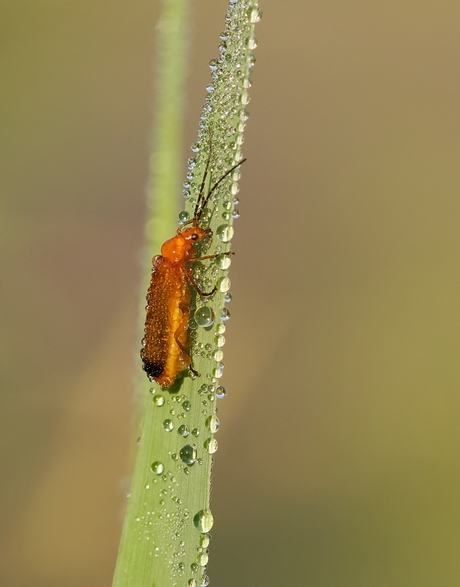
241,91 -> 250,105
208,58 -> 218,71
178,425 -> 190,438
191,428 -> 200,437
212,362 -> 224,379
151,461 -> 164,475
200,534 -> 210,548
249,7 -> 262,22
206,415 -> 220,433
201,574 -> 210,587
216,323 -> 226,334
182,400 -> 192,412
216,225 -> 234,243
214,253 -> 232,270
214,334 -> 226,347
224,292 -> 233,303
220,307 -> 231,322
163,419 -> 174,432
195,306 -> 215,327
179,210 -> 190,223
198,553 -> 209,566
188,580 -> 197,587
152,394 -> 165,407
231,182 -> 240,195
193,509 -> 214,533
216,386 -> 227,399
180,444 -> 197,465
191,563 -> 199,573
217,276 -> 231,293
232,209 -> 240,219
213,349 -> 224,361
204,438 -> 218,454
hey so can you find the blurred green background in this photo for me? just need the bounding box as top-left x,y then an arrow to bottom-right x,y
2,1 -> 460,585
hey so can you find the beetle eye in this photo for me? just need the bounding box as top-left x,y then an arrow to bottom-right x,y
191,233 -> 199,241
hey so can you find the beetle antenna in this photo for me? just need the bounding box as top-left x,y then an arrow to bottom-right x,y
194,131 -> 213,222
197,158 -> 247,221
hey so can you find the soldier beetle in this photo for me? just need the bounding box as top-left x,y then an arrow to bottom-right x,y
141,149 -> 246,388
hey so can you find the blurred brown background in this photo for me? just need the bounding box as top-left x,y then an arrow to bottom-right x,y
2,1 -> 460,585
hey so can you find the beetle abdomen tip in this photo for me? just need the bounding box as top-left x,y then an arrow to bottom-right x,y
143,361 -> 165,379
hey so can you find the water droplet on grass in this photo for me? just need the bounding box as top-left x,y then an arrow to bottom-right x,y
216,386 -> 227,399
216,225 -> 234,243
163,419 -> 174,432
204,438 -> 218,454
180,445 -> 197,465
217,277 -> 231,293
152,394 -> 165,406
206,415 -> 220,433
195,306 -> 215,327
193,509 -> 214,533
151,461 -> 164,475
178,425 -> 190,437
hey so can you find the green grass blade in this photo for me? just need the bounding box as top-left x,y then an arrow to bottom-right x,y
112,1 -> 260,586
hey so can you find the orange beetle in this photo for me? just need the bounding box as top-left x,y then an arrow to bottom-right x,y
141,153 -> 245,388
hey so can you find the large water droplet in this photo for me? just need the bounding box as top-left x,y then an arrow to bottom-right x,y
249,7 -> 262,23
204,438 -> 218,454
212,362 -> 224,379
163,419 -> 174,432
188,580 -> 197,587
152,393 -> 165,407
216,225 -> 234,243
206,415 -> 220,433
195,306 -> 215,327
178,425 -> 190,438
216,386 -> 227,399
198,553 -> 209,566
179,210 -> 190,223
241,91 -> 250,105
151,461 -> 164,475
214,334 -> 225,347
180,444 -> 197,465
214,253 -> 232,270
247,36 -> 258,50
217,276 -> 231,293
220,307 -> 231,321
193,509 -> 214,533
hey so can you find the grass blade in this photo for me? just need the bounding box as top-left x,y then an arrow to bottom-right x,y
112,2 -> 260,586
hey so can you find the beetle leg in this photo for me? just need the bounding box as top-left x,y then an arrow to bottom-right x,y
190,278 -> 217,298
174,306 -> 200,377
189,251 -> 234,262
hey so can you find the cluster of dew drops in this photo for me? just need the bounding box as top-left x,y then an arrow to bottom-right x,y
137,3 -> 261,587
145,387 -> 222,586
